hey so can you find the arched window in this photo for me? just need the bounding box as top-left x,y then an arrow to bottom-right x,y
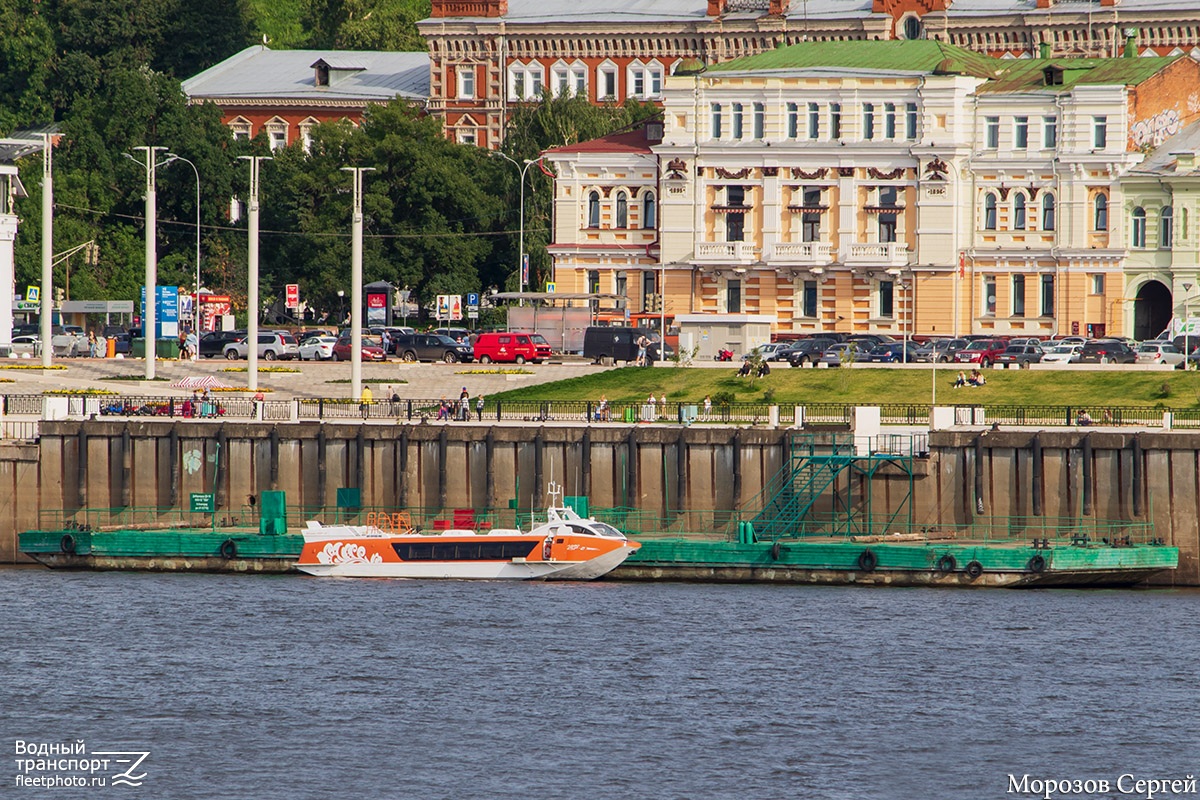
1094,193 -> 1108,231
1161,206 -> 1174,248
587,191 -> 600,228
642,191 -> 656,229
616,191 -> 628,228
984,192 -> 997,230
1042,194 -> 1056,231
1014,193 -> 1027,230
1132,206 -> 1146,247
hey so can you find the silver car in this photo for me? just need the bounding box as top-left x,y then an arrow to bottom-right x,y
223,331 -> 300,361
819,343 -> 859,366
1136,342 -> 1186,367
1041,344 -> 1082,364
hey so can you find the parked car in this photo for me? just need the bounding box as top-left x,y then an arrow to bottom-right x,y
9,335 -> 40,357
786,338 -> 837,367
199,330 -> 246,358
819,342 -> 859,366
912,338 -> 969,363
863,342 -> 919,363
581,326 -> 670,364
473,331 -> 552,364
743,342 -> 793,362
1136,342 -> 1186,367
332,332 -> 387,362
392,332 -> 473,363
299,335 -> 338,361
994,344 -> 1045,367
12,323 -> 39,338
1041,344 -> 1083,364
953,339 -> 1008,368
1077,339 -> 1137,364
433,327 -> 471,344
223,331 -> 300,361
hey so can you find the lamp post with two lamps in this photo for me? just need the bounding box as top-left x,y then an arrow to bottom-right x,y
495,152 -> 547,306
125,146 -> 169,379
162,153 -> 201,359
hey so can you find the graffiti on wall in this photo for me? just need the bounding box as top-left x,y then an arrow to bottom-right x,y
1131,108 -> 1181,148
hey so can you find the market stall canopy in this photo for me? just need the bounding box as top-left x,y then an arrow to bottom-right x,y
170,376 -> 231,389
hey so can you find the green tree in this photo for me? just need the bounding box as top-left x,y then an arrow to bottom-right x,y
0,1 -> 55,132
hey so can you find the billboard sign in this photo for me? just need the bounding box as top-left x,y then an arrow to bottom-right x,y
285,284 -> 300,309
366,292 -> 387,326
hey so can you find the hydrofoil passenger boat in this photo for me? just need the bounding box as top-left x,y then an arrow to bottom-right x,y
295,484 -> 639,580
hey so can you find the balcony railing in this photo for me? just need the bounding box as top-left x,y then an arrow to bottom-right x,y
693,241 -> 757,264
767,241 -> 835,266
842,242 -> 910,266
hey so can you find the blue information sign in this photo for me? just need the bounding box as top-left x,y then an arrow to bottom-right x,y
140,286 -> 182,339
467,292 -> 479,308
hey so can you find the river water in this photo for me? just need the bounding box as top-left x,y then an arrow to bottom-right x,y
3,568 -> 1198,799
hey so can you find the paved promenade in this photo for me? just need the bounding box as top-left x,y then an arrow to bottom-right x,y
0,356 -> 611,402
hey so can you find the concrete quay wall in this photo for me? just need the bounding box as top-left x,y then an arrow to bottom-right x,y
7,421 -> 1199,586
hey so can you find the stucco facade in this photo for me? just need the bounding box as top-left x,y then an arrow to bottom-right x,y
545,40 -> 1200,339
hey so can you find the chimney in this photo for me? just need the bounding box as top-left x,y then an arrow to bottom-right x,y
1175,152 -> 1196,173
1124,28 -> 1138,57
1039,41 -> 1051,59
1035,0 -> 1053,8
707,0 -> 727,17
769,0 -> 791,14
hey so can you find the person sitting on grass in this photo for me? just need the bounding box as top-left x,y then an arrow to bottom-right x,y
968,369 -> 986,387
953,371 -> 967,388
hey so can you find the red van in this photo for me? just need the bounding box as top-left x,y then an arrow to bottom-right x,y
473,332 -> 552,364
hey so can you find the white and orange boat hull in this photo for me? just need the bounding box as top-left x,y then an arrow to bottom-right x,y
295,524 -> 640,581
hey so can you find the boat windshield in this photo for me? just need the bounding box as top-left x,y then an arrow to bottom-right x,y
569,521 -> 625,539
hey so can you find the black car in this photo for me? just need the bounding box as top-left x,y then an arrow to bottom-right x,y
994,344 -> 1045,366
392,332 -> 474,363
1076,339 -> 1137,364
199,330 -> 246,358
787,338 -> 837,367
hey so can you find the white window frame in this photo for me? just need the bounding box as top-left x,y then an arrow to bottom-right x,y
597,61 -> 618,100
508,62 -> 544,101
552,62 -> 570,97
571,63 -> 587,96
456,65 -> 475,100
229,116 -> 252,141
265,117 -> 288,151
1043,116 -> 1058,149
626,60 -> 663,100
298,117 -> 319,154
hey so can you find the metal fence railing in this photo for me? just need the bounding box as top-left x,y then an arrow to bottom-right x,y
4,393 -> 1198,430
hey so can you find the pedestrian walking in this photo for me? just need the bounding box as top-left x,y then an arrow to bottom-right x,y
475,394 -> 485,422
360,385 -> 373,419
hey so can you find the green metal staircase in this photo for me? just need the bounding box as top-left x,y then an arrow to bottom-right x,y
749,435 -> 857,541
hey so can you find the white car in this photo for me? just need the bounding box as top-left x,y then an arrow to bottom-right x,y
1041,344 -> 1082,364
299,335 -> 337,361
1136,342 -> 1186,367
8,335 -> 40,357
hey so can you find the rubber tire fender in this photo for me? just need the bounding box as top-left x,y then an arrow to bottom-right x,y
965,560 -> 984,579
220,539 -> 238,560
1027,554 -> 1046,573
857,549 -> 877,572
936,554 -> 957,573
60,533 -> 76,554
771,541 -> 782,560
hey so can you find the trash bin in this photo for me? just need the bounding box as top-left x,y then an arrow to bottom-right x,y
105,337 -> 116,358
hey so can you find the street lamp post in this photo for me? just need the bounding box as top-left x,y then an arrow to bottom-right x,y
165,153 -> 200,359
337,290 -> 345,325
238,155 -> 270,391
341,166 -> 374,401
128,145 -> 168,380
496,153 -> 547,306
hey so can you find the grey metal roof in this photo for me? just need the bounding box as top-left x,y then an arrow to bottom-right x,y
182,47 -> 430,103
1133,120 -> 1200,175
943,0 -> 1199,17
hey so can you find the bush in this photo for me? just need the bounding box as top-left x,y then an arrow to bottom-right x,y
711,391 -> 736,407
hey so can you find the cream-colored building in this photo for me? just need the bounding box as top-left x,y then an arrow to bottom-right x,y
546,39 -> 1200,339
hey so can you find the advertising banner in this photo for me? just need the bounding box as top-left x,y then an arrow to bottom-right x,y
366,292 -> 387,326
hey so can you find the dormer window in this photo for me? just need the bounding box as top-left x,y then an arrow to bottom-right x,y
1043,66 -> 1064,86
311,58 -> 366,88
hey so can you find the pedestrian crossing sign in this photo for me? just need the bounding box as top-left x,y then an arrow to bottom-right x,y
25,286 -> 39,303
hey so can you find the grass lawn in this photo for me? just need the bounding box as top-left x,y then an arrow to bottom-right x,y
491,365 -> 1200,409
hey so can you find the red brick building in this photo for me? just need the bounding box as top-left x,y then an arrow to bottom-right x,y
182,46 -> 430,149
418,0 -> 1200,148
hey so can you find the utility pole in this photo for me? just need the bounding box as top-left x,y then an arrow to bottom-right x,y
133,145 -> 167,379
239,156 -> 270,391
342,166 -> 373,401
39,133 -> 53,367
